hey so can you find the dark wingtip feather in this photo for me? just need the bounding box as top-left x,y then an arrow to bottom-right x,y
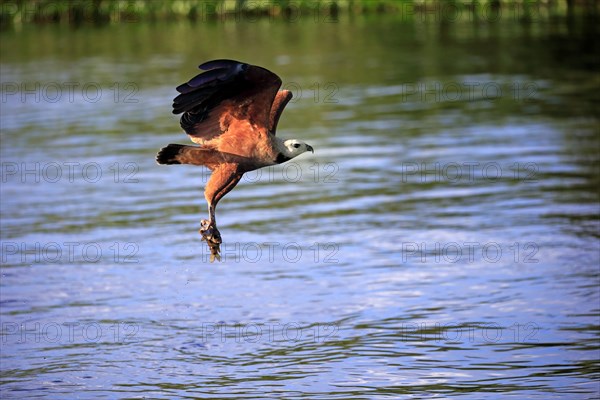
156,144 -> 185,165
175,60 -> 240,93
176,69 -> 228,94
188,68 -> 230,88
172,59 -> 252,117
172,87 -> 218,114
173,61 -> 244,114
199,59 -> 246,71
176,82 -> 192,94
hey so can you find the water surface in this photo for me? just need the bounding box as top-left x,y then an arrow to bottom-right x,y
1,14 -> 599,399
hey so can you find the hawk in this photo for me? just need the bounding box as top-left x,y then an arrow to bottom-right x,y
156,59 -> 314,262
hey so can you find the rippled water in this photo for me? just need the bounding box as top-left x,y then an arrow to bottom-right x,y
1,15 -> 599,398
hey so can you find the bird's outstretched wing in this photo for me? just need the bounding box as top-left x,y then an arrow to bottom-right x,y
269,90 -> 293,135
173,59 -> 291,143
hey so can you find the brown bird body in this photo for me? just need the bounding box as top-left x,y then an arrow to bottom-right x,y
156,60 -> 313,262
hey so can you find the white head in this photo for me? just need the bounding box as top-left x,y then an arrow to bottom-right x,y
280,139 -> 314,159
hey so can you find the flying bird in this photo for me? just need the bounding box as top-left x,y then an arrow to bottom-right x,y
156,59 -> 314,262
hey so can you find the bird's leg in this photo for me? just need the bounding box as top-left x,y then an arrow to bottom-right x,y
199,169 -> 242,263
200,204 -> 221,262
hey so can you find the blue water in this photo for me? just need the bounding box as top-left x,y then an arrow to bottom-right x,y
1,15 -> 599,399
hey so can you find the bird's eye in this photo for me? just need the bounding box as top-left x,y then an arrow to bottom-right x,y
293,143 -> 301,148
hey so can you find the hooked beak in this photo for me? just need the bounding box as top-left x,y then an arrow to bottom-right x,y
306,144 -> 314,153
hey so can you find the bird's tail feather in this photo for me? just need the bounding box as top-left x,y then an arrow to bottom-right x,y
156,144 -> 246,169
156,144 -> 187,165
